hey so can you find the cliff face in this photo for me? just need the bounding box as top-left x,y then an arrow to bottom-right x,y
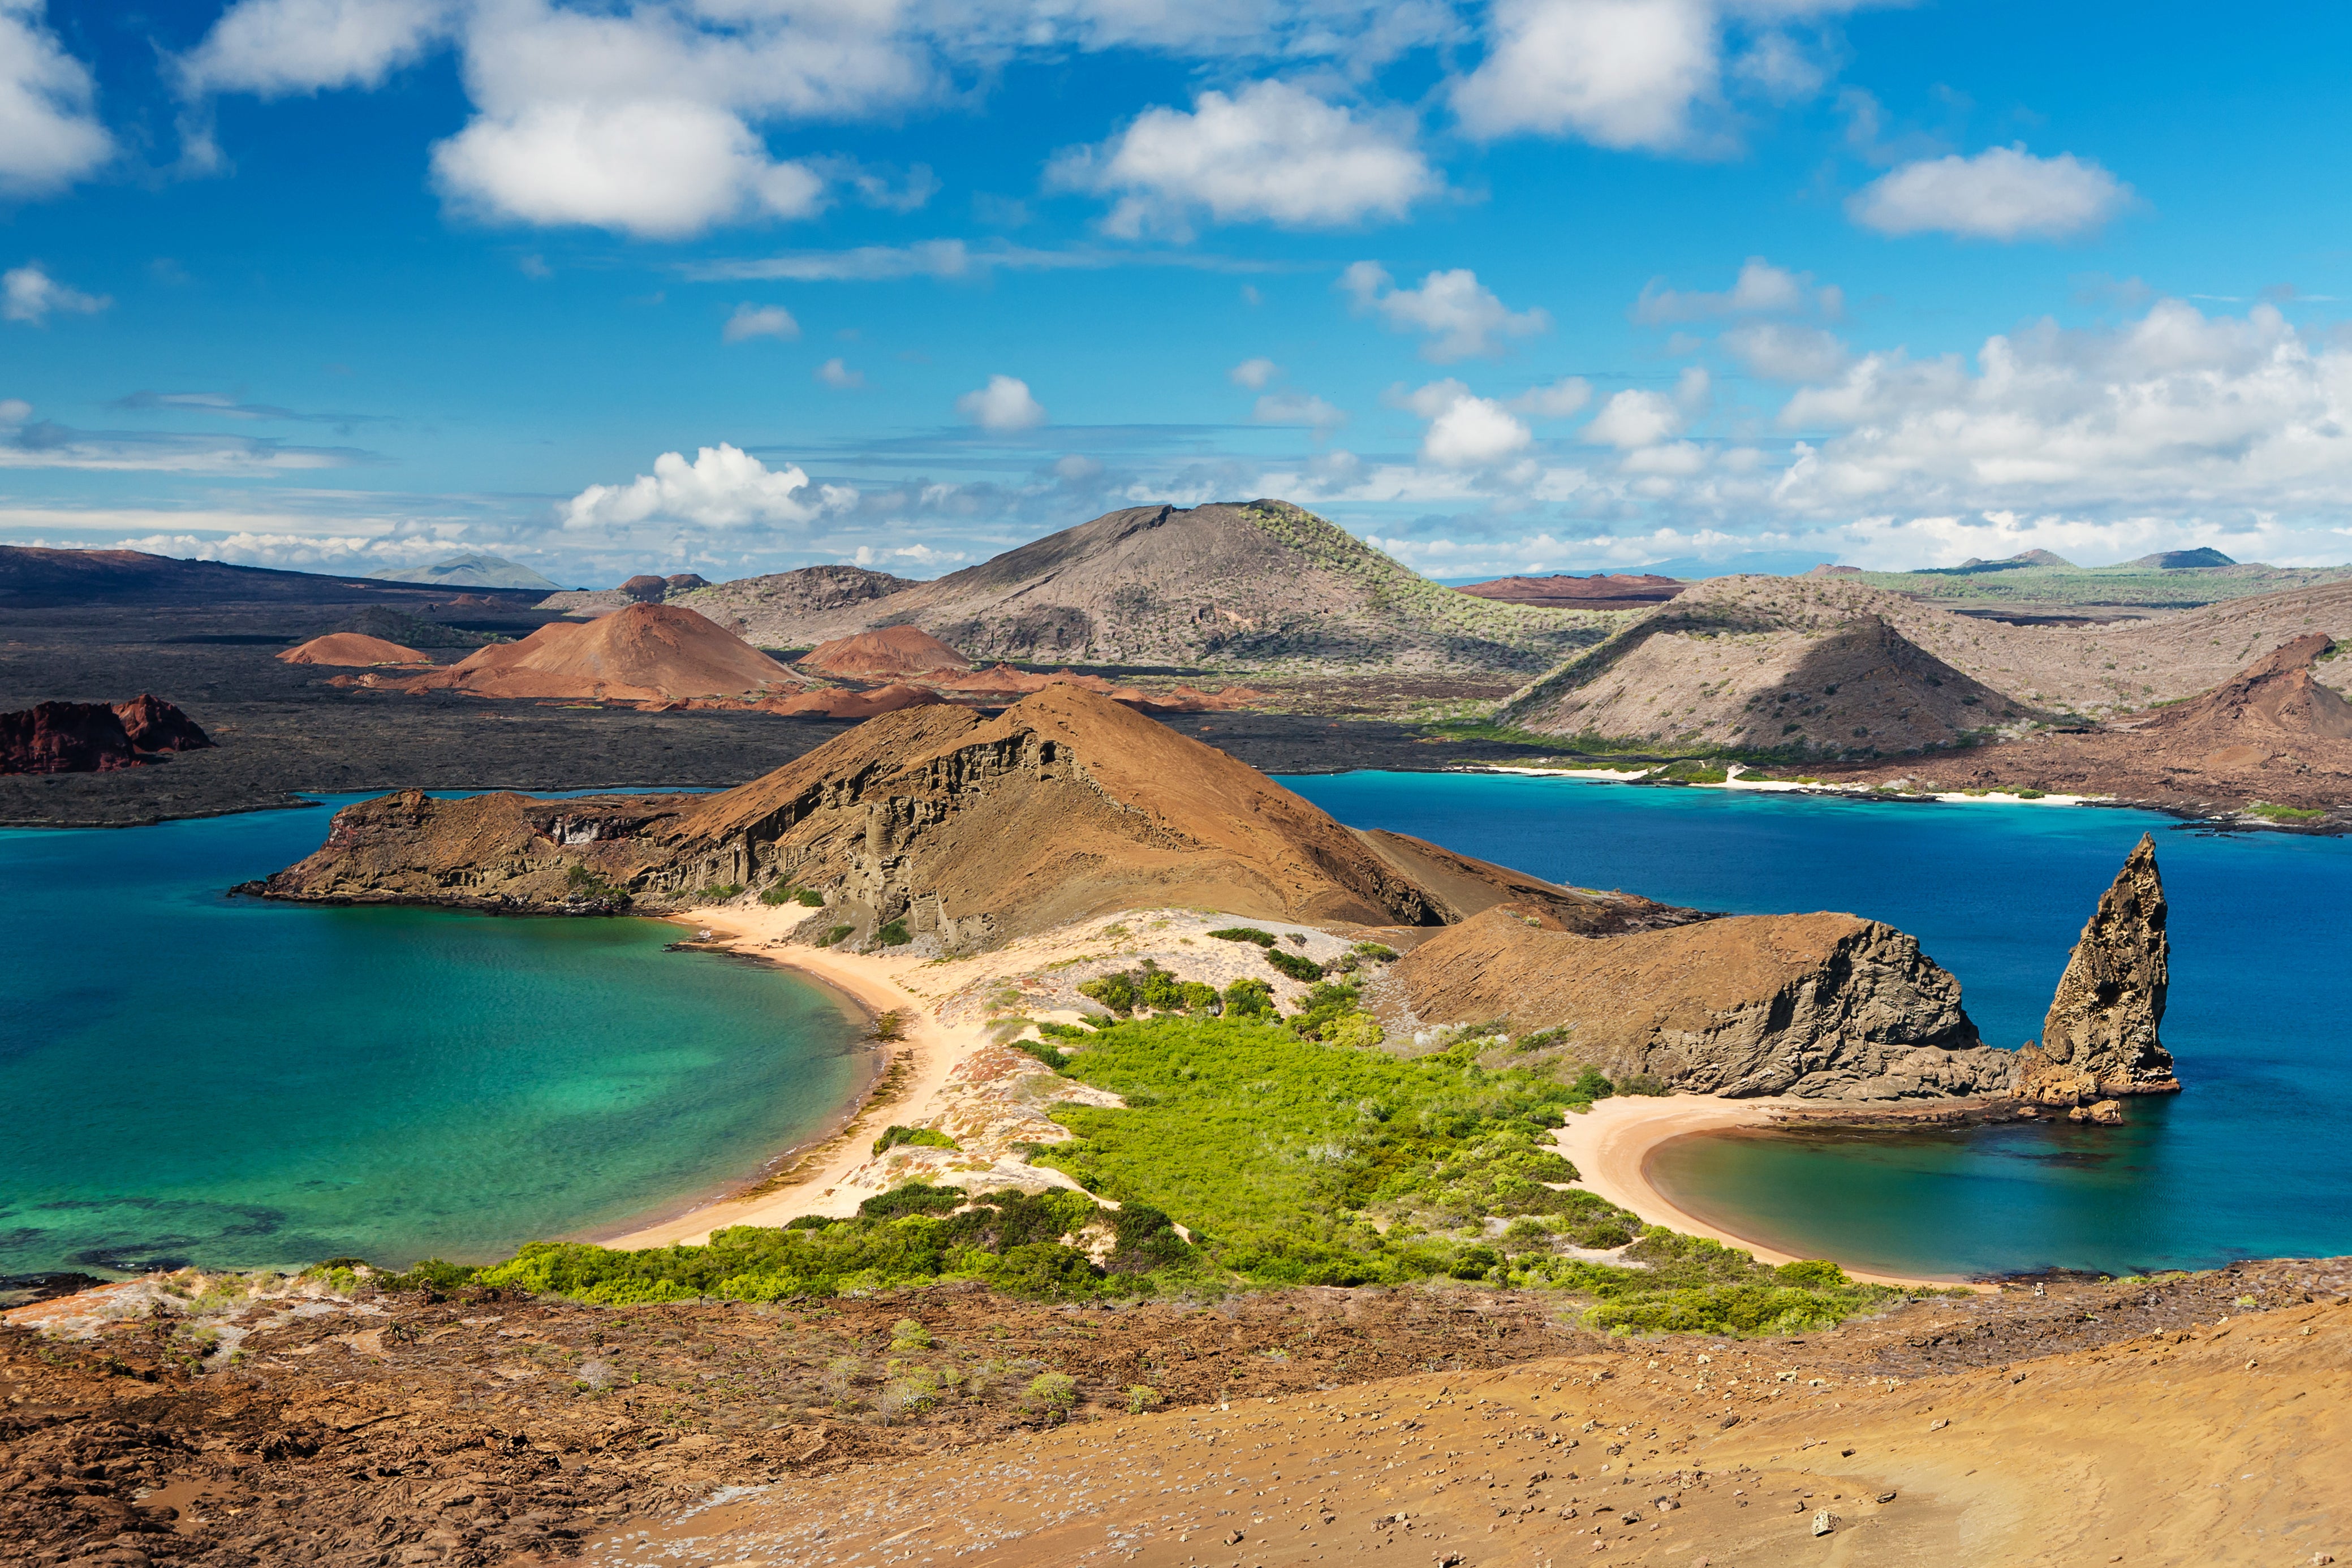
1391,906 -> 2016,1101
2017,834 -> 2179,1102
258,687 -> 1700,947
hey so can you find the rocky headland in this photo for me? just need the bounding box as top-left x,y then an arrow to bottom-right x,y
2014,832 -> 2179,1106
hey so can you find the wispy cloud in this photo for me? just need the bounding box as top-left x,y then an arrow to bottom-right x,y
680,239 -> 1289,283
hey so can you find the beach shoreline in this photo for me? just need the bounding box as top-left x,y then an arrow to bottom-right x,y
1552,1093 -> 1988,1293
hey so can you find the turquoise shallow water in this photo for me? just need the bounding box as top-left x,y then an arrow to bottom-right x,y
1278,773 -> 2352,1278
0,796 -> 863,1280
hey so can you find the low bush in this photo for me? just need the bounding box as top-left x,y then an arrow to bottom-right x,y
1035,1021 -> 1095,1040
815,924 -> 854,947
795,889 -> 826,907
1208,927 -> 1278,947
759,886 -> 799,906
698,883 -> 745,901
1616,1072 -> 1673,1096
1264,948 -> 1324,982
1012,1039 -> 1072,1071
876,920 -> 912,947
872,1125 -> 958,1157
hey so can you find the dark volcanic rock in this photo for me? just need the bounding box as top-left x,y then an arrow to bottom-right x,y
619,574 -> 670,602
111,694 -> 213,754
2,700 -> 140,773
2017,833 -> 2179,1102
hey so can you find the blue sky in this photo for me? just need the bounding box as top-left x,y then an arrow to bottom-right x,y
5,0 -> 2352,588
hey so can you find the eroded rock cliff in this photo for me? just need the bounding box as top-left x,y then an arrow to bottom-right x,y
2015,833 -> 2179,1102
1389,905 -> 2016,1100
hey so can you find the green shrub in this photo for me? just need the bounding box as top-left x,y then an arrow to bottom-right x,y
1178,980 -> 1221,1013
1013,1039 -> 1072,1071
381,1257 -> 476,1295
1036,1020 -> 1094,1040
1569,1066 -> 1614,1101
889,1317 -> 934,1351
795,889 -> 826,906
759,886 -> 798,906
2248,801 -> 2326,821
1221,977 -> 1274,1018
1325,1012 -> 1384,1049
1208,927 -> 1278,947
1126,1384 -> 1164,1414
1264,947 -> 1324,982
1288,980 -> 1366,1041
1079,973 -> 1137,1015
876,920 -> 912,946
816,924 -> 854,947
1025,1371 -> 1079,1418
1617,1072 -> 1672,1096
859,1182 -> 968,1218
872,1125 -> 959,1157
1350,942 -> 1399,963
699,883 -> 745,901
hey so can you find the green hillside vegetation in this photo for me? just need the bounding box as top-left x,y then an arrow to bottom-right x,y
426,1009 -> 1894,1337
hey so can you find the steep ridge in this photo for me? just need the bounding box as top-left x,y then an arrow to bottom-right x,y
256,686 -> 1699,945
680,501 -> 1617,672
1500,580 -> 2040,755
796,623 -> 971,680
2138,631 -> 2352,743
1389,905 -> 2016,1100
278,633 -> 432,666
384,603 -> 804,701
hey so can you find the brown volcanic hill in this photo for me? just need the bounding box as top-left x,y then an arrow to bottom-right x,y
682,501 -> 1617,673
798,623 -> 971,680
278,632 -> 433,667
259,686 -> 1699,946
1391,904 -> 2017,1100
2,695 -> 212,774
1501,583 -> 2040,755
389,603 -> 805,701
1534,572 -> 2352,721
1454,572 -> 1686,611
542,563 -> 915,623
1829,635 -> 2352,812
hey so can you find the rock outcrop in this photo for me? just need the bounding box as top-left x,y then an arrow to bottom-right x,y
257,686 -> 1702,947
1391,906 -> 2017,1101
2015,834 -> 2179,1103
2,696 -> 212,774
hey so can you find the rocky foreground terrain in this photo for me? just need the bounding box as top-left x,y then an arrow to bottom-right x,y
5,1258 -> 2346,1566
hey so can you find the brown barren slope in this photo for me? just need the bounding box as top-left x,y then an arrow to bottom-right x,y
257,686 -> 1696,945
1835,634 -> 2352,812
386,602 -> 804,701
1456,571 -> 1687,610
1391,904 -> 2018,1099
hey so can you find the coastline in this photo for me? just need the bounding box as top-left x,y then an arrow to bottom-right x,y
597,907 -> 996,1247
1552,1093 -> 1988,1292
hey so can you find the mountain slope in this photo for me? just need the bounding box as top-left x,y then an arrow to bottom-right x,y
258,686 -> 1700,945
389,603 -> 804,701
368,554 -> 561,591
1500,579 -> 2041,753
684,501 -> 1619,673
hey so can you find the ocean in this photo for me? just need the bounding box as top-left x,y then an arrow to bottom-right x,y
0,794 -> 864,1282
1280,772 -> 2352,1279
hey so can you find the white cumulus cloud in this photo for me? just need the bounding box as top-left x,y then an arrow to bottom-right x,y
1632,256 -> 1835,323
1849,145 -> 2135,241
3,262 -> 107,324
1049,79 -> 1440,236
955,374 -> 1046,432
722,303 -> 799,342
432,99 -> 824,239
1403,379 -> 1533,467
1230,356 -> 1280,389
1341,261 -> 1550,362
1584,389 -> 1682,449
0,0 -> 113,193
179,0 -> 455,96
1721,320 -> 1850,381
816,356 -> 863,388
1450,0 -> 1720,150
560,442 -> 835,531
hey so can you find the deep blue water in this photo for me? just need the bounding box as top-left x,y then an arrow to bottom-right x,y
0,796 -> 863,1280
1279,772 -> 2352,1278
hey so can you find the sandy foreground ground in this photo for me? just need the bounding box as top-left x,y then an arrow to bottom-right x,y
580,1297 -> 2352,1568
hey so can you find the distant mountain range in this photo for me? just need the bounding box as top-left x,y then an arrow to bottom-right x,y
366,554 -> 562,592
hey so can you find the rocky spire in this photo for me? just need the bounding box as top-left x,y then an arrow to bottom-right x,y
2013,833 -> 2180,1104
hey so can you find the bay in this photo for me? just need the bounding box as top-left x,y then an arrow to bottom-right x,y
1280,772 -> 2352,1278
0,795 -> 863,1281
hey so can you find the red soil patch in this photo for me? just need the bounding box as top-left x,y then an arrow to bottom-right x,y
277,632 -> 433,666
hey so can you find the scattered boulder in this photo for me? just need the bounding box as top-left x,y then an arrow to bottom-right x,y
2067,1100 -> 2125,1125
1,695 -> 211,774
2014,833 -> 2180,1103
